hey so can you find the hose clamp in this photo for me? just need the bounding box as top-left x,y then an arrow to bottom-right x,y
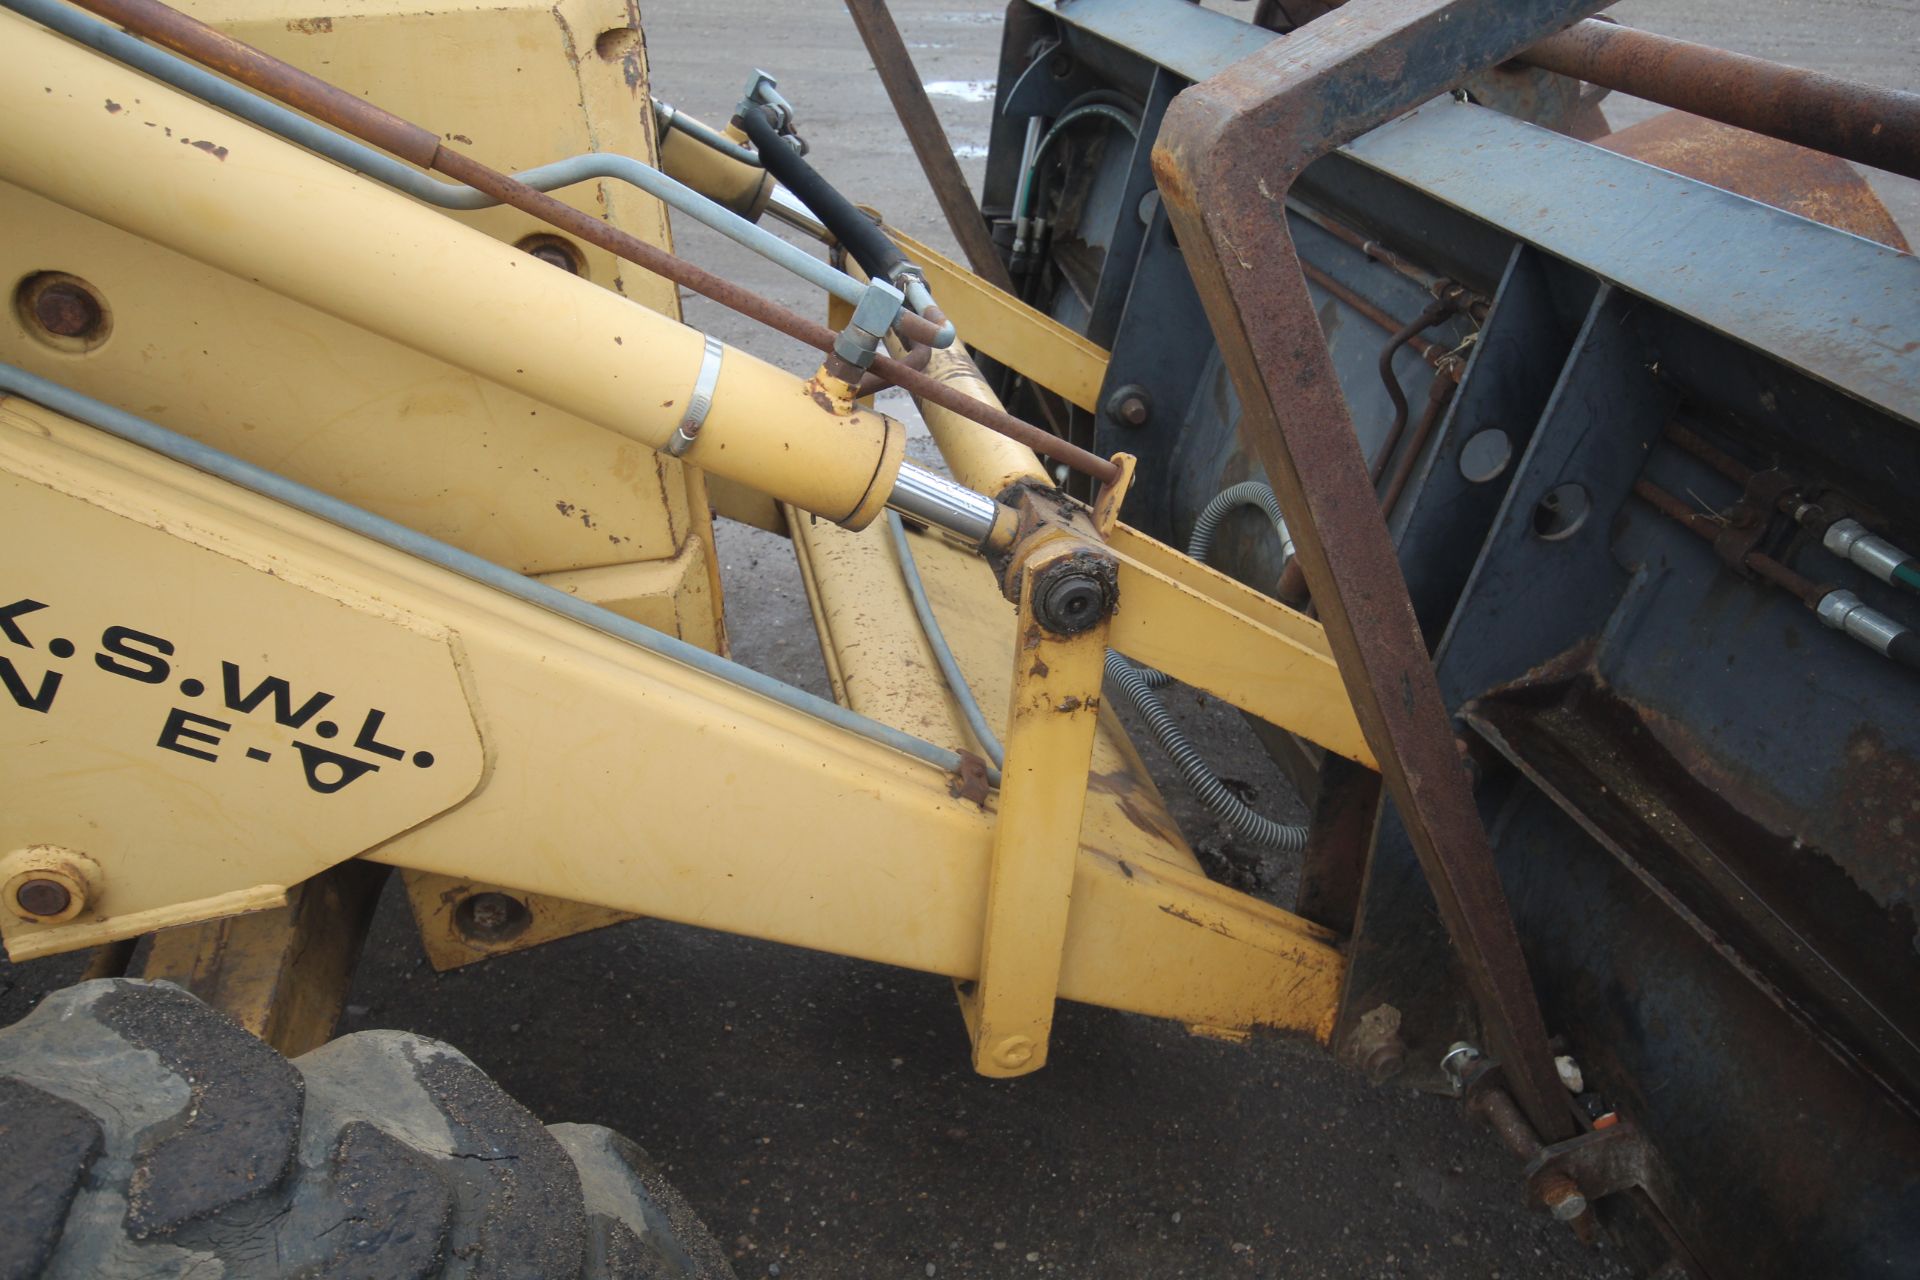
665,335 -> 725,458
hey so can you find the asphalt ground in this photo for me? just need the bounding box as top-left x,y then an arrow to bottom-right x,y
4,1 -> 1915,1276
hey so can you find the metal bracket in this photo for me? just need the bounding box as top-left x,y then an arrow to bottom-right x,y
957,518 -> 1117,1078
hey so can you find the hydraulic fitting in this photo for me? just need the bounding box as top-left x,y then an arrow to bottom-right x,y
834,280 -> 906,370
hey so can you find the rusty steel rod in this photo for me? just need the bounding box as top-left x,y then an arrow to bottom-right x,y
1157,0 -> 1610,1144
1299,261 -> 1445,363
1633,478 -> 1828,607
60,0 -> 1116,485
1522,19 -> 1920,181
843,0 -> 1017,293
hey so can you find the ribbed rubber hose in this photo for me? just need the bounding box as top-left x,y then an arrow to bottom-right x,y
1109,482 -> 1307,853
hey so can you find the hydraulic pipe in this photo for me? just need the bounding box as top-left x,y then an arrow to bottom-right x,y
0,13 -> 903,530
44,0 -> 1116,478
1522,20 -> 1920,181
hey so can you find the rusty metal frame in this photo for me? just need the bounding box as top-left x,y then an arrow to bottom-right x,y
1152,0 -> 1618,1140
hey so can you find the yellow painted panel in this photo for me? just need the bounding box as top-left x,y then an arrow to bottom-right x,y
0,409 -> 484,960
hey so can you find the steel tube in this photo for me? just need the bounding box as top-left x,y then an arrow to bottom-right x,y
886,464 -> 1010,550
1522,19 -> 1920,181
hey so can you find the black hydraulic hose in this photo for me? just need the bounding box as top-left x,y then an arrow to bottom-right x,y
738,104 -> 907,283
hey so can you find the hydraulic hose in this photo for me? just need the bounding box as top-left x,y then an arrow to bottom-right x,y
1109,482 -> 1308,854
1187,481 -> 1295,571
738,104 -> 908,284
1104,652 -> 1308,854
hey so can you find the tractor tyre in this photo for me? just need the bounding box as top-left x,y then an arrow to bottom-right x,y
0,977 -> 734,1279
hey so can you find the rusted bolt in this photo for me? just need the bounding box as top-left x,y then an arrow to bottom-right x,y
1,846 -> 99,924
1104,384 -> 1153,428
33,282 -> 102,337
15,878 -> 71,919
513,234 -> 584,275
1539,1173 -> 1589,1223
992,1035 -> 1036,1070
453,891 -> 532,943
16,272 -> 111,347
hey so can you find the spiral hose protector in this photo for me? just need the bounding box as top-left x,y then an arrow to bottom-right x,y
1108,481 -> 1307,853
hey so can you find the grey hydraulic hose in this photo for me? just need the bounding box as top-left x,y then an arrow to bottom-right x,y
887,512 -> 1005,769
1109,481 -> 1308,853
1187,481 -> 1296,578
0,362 -> 993,784
8,0 -> 955,346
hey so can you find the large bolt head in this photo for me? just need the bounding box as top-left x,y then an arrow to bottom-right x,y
992,1035 -> 1036,1070
15,878 -> 71,919
16,273 -> 110,346
453,891 -> 533,943
33,283 -> 103,338
1030,554 -> 1117,635
1103,384 -> 1153,429
1545,1185 -> 1589,1222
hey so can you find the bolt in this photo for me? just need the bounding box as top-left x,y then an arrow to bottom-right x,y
515,236 -> 581,274
1104,384 -> 1152,428
1539,1173 -> 1589,1223
1038,573 -> 1106,631
30,281 -> 104,339
15,878 -> 72,918
454,891 -> 532,943
992,1035 -> 1035,1070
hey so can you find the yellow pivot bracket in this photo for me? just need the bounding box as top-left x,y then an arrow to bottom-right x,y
958,524 -> 1117,1077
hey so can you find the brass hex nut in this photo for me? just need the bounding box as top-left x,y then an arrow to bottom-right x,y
2,846 -> 103,925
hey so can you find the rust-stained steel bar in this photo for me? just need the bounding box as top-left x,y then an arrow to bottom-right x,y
843,0 -> 1018,293
1522,19 -> 1920,182
1370,296 -> 1458,484
61,0 -> 1118,485
1380,376 -> 1456,516
1155,0 -> 1612,1142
